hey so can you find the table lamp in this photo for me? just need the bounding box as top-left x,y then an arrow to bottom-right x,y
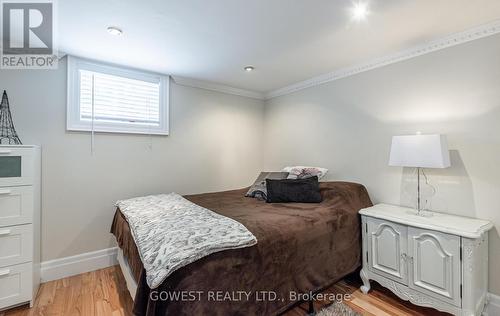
389,134 -> 450,215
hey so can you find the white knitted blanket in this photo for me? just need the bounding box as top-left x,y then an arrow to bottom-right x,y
116,193 -> 257,288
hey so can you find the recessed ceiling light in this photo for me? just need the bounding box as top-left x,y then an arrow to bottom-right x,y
244,66 -> 254,72
351,2 -> 369,21
107,26 -> 123,36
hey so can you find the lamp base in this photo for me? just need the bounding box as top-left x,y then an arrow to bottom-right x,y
413,209 -> 434,217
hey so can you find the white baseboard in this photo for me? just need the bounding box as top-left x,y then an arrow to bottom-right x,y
485,292 -> 500,316
40,247 -> 118,282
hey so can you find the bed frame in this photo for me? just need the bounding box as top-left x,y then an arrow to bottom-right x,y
117,248 -> 137,300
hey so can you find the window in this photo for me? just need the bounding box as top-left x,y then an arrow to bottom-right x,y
67,56 -> 169,135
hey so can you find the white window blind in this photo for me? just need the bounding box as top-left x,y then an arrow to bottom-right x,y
67,56 -> 169,135
79,70 -> 160,126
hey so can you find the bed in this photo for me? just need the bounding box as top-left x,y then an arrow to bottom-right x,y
110,181 -> 372,316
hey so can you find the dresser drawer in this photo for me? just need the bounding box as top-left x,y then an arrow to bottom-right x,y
0,262 -> 32,310
0,148 -> 35,187
0,186 -> 33,227
0,225 -> 33,268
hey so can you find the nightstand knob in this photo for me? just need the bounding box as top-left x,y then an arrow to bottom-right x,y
401,253 -> 413,263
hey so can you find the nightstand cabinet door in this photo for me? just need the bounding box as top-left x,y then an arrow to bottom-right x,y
408,227 -> 461,307
368,218 -> 408,285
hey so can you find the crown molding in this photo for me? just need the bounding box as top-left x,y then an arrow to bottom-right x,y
265,19 -> 500,100
173,76 -> 265,100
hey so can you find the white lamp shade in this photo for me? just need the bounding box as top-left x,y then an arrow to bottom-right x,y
389,134 -> 451,168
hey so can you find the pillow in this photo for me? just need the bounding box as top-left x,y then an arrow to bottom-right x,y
245,172 -> 289,200
282,166 -> 328,180
266,176 -> 322,203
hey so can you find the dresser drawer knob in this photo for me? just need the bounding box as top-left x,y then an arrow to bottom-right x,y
0,229 -> 11,236
0,269 -> 10,276
0,189 -> 12,195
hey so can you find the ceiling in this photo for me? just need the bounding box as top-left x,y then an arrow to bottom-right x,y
58,0 -> 500,93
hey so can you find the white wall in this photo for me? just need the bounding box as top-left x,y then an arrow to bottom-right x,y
263,34 -> 500,294
0,57 -> 265,261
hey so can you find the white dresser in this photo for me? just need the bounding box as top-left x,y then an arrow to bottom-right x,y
360,204 -> 493,316
0,145 -> 41,310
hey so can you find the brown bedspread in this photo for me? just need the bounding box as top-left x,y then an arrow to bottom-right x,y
111,181 -> 372,316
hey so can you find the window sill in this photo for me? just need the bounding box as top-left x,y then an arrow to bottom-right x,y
66,126 -> 169,136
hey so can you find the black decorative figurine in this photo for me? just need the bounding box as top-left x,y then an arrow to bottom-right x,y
0,90 -> 22,145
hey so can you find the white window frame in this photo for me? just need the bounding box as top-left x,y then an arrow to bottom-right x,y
67,56 -> 169,135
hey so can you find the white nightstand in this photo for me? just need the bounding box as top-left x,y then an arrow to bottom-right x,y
359,204 -> 493,316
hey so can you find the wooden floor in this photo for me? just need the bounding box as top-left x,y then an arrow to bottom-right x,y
283,273 -> 450,316
2,267 -> 133,316
1,266 -> 450,316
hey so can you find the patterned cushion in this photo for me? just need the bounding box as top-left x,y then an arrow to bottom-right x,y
246,172 -> 289,200
282,166 -> 328,180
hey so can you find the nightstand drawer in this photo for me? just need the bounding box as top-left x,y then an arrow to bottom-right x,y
408,227 -> 460,307
367,217 -> 408,285
0,186 -> 34,227
0,262 -> 32,309
0,225 -> 33,268
0,148 -> 35,187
